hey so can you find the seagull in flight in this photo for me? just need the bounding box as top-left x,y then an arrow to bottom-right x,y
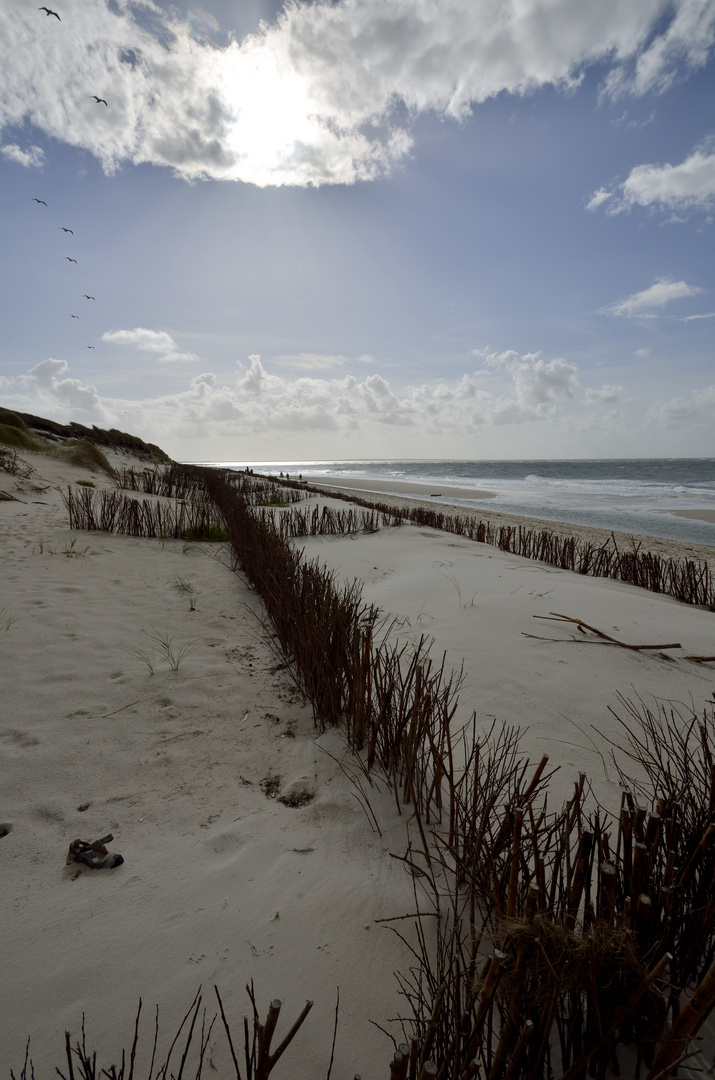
61,227 -> 74,234
92,96 -> 108,106
65,256 -> 77,263
39,6 -> 60,18
70,314 -> 79,319
83,294 -> 95,300
87,345 -> 95,349
32,198 -> 47,205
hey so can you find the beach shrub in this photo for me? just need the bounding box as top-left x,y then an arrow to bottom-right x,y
0,407 -> 27,431
54,438 -> 115,476
181,523 -> 230,543
0,419 -> 42,451
76,479 -> 96,487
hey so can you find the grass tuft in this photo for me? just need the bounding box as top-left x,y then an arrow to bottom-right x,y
169,575 -> 200,611
181,524 -> 230,543
53,438 -> 115,476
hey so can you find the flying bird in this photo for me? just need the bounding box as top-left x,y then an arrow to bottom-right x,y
70,314 -> 79,319
32,198 -> 47,205
61,227 -> 74,234
83,294 -> 95,300
39,6 -> 60,18
87,345 -> 95,349
65,256 -> 77,263
92,96 -> 108,106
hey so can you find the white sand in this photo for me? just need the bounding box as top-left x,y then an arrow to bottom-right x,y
313,476 -> 715,570
311,476 -> 497,501
3,453 -> 715,1074
670,508 -> 715,524
1,452 -> 418,1077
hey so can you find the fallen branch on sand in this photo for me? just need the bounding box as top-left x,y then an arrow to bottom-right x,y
526,611 -> 682,651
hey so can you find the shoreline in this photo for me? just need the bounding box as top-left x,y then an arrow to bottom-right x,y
312,477 -> 715,571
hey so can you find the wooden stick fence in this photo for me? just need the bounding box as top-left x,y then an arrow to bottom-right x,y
50,462 -> 715,1077
269,474 -> 715,611
63,485 -> 226,540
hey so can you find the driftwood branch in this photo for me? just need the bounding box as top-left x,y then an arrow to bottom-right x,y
529,612 -> 682,651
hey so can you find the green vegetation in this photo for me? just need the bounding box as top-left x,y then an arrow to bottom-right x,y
181,524 -> 230,543
16,412 -> 170,462
168,575 -> 200,610
76,479 -> 96,487
0,409 -> 44,451
0,407 -> 27,431
53,438 -> 115,476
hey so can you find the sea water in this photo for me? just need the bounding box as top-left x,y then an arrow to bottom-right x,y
208,459 -> 715,548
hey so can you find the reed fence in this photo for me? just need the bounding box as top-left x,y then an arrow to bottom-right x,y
258,503 -> 402,540
63,485 -> 226,540
188,463 -> 715,1076
43,463 -> 715,1078
269,475 -> 714,611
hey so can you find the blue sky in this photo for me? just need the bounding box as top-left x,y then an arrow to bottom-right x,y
1,0 -> 714,461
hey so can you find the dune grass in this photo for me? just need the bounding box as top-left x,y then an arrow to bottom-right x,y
0,408 -> 46,452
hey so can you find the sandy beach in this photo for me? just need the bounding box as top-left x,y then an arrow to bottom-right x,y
312,475 -> 715,571
3,451 -> 715,1075
670,507 -> 715,525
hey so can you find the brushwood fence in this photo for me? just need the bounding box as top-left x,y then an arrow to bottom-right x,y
263,474 -> 715,610
115,463 -> 308,506
63,485 -> 225,540
188,462 -> 715,1079
47,462 -> 715,1078
259,503 -> 402,540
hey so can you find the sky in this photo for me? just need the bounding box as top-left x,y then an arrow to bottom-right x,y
1,0 -> 714,462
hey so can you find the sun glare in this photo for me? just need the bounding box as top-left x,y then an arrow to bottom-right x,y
221,41 -> 326,186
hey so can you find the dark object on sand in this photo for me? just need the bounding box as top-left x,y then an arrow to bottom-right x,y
67,833 -> 123,869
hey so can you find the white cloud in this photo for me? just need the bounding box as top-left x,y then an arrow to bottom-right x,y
102,327 -> 200,362
683,311 -> 715,320
601,1 -> 715,99
585,188 -> 612,211
1,142 -> 45,167
602,277 -> 703,317
481,349 -> 578,421
17,358 -> 105,417
585,384 -> 623,405
588,138 -> 715,216
648,385 -> 715,426
2,0 -> 714,186
634,348 -> 651,357
2,347 -> 588,440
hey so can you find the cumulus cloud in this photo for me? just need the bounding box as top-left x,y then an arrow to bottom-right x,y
16,357 -> 105,417
1,143 -> 45,167
585,384 -> 623,405
2,347 -> 589,440
648,385 -> 715,426
602,278 -> 703,317
588,138 -> 715,215
102,327 -> 200,362
601,1 -> 715,99
1,0 -> 714,186
480,349 -> 578,423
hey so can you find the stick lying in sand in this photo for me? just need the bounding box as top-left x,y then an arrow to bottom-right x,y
526,612 -> 682,651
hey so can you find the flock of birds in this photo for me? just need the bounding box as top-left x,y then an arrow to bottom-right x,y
32,6 -> 107,352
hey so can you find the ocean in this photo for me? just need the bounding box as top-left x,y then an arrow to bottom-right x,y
206,459 -> 715,547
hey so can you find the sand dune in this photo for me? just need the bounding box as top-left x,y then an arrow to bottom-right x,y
3,451 -> 715,1074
